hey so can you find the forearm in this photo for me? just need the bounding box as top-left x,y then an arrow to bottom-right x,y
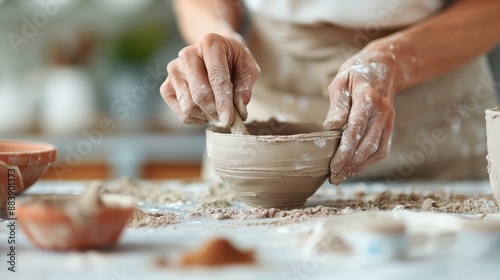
173,0 -> 243,44
367,0 -> 500,92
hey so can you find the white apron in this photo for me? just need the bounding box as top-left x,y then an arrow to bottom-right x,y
243,14 -> 498,181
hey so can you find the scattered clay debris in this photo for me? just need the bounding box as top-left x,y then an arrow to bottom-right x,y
95,179 -> 499,228
185,192 -> 499,225
180,238 -> 255,267
102,177 -> 186,204
421,198 -> 436,211
127,209 -> 179,228
476,213 -> 487,220
194,200 -> 232,211
196,183 -> 236,203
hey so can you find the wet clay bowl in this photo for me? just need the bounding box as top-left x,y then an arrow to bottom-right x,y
206,120 -> 342,208
0,140 -> 57,194
486,107 -> 500,205
16,194 -> 136,251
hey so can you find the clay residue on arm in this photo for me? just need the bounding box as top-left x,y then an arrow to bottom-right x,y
367,0 -> 500,92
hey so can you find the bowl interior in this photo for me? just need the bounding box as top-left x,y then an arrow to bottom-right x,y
0,140 -> 57,194
0,140 -> 56,154
208,120 -> 339,139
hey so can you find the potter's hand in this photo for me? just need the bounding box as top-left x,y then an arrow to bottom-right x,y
324,51 -> 398,185
160,33 -> 260,127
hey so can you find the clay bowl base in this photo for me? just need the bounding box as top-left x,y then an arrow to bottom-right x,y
207,120 -> 342,209
16,194 -> 136,251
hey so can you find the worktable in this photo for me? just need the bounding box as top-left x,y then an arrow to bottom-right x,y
1,180 -> 500,280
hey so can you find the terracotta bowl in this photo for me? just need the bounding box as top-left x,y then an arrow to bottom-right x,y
16,194 -> 136,251
206,120 -> 342,208
0,140 -> 57,194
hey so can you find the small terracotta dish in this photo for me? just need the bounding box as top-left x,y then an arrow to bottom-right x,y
16,194 -> 136,251
0,140 -> 57,194
206,120 -> 342,208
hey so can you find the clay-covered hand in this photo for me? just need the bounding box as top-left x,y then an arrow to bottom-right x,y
324,50 -> 398,185
160,33 -> 260,127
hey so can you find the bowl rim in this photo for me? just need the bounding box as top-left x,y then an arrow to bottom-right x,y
0,139 -> 56,154
206,121 -> 342,142
16,193 -> 137,209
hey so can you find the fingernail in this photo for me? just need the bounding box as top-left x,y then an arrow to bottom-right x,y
219,113 -> 229,127
235,98 -> 248,120
210,112 -> 219,121
330,170 -> 342,185
333,173 -> 347,185
331,176 -> 342,186
333,166 -> 350,185
206,103 -> 219,121
323,121 -> 332,130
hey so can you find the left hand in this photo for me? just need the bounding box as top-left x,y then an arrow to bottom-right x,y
323,49 -> 399,185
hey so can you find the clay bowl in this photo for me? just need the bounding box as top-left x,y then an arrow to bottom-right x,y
16,194 -> 136,251
206,120 -> 342,208
486,107 -> 500,206
0,140 -> 57,194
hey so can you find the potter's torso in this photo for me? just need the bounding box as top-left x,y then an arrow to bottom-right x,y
242,0 -> 497,180
243,0 -> 446,28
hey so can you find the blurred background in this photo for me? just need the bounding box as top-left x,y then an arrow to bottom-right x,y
1,0 -> 500,181
0,0 -> 205,181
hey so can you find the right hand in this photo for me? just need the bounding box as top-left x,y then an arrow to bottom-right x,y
160,33 -> 260,127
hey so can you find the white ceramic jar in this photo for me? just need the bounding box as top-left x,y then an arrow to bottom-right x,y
486,107 -> 500,206
40,67 -> 97,135
0,74 -> 37,133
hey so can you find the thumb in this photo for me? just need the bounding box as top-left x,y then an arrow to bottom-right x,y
324,89 -> 351,130
232,51 -> 260,121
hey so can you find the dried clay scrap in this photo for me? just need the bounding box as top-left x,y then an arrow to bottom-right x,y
99,178 -> 499,228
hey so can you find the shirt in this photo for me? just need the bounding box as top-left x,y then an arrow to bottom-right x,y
243,0 -> 446,28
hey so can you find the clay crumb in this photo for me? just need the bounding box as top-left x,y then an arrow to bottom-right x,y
195,200 -> 232,211
102,177 -> 186,204
421,198 -> 436,211
476,213 -> 487,220
180,238 -> 255,267
151,256 -> 169,268
127,209 -> 179,228
184,192 -> 499,226
196,183 -> 236,203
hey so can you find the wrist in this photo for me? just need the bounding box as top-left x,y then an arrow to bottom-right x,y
364,36 -> 413,93
209,20 -> 246,45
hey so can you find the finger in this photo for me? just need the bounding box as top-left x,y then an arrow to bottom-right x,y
160,76 -> 207,125
232,50 -> 260,120
167,60 -> 209,121
329,92 -> 372,184
178,47 -> 219,121
350,115 -> 383,167
330,116 -> 382,184
354,121 -> 394,173
331,117 -> 393,185
324,76 -> 351,130
199,35 -> 234,127
323,80 -> 351,130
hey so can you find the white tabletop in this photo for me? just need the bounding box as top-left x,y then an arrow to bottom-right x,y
1,180 -> 500,280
